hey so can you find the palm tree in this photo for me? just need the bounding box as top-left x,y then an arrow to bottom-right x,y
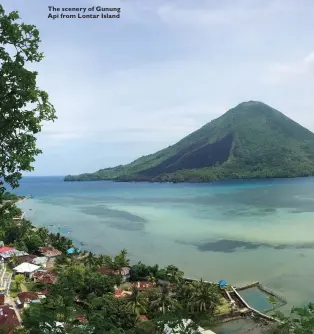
37,227 -> 49,244
103,249 -> 130,277
84,252 -> 98,269
165,265 -> 184,283
126,286 -> 147,316
96,254 -> 106,267
150,285 -> 181,314
103,255 -> 118,271
175,281 -> 194,312
191,279 -> 220,313
114,249 -> 130,275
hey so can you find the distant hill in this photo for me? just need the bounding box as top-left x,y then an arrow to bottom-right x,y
64,101 -> 314,183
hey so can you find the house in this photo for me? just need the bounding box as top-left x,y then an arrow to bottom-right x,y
38,247 -> 61,265
131,281 -> 155,290
16,292 -> 43,308
32,257 -> 48,268
0,247 -> 28,261
0,305 -> 20,334
33,270 -> 58,284
13,262 -> 40,278
98,266 -> 130,282
0,247 -> 15,255
15,255 -> 36,264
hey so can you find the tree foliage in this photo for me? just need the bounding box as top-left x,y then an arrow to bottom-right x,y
270,303 -> 314,333
0,4 -> 56,190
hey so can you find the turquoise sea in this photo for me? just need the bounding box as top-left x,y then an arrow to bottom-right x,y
13,176 -> 314,310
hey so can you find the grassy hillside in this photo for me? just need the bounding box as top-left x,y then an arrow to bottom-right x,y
64,101 -> 314,182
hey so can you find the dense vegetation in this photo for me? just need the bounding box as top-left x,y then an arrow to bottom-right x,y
0,4 -> 56,189
1,191 -> 24,201
21,251 -> 222,333
65,101 -> 314,183
0,199 -> 73,254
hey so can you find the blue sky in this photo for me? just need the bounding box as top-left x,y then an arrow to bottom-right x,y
2,0 -> 314,176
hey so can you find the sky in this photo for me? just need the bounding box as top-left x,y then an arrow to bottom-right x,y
1,0 -> 314,176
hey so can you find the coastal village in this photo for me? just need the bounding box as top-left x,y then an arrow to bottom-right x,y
0,204 -> 287,333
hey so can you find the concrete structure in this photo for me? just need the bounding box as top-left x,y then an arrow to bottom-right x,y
231,286 -> 280,323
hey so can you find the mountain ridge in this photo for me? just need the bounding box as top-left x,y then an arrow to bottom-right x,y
65,101 -> 314,182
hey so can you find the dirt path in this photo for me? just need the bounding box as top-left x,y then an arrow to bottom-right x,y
20,283 -> 27,292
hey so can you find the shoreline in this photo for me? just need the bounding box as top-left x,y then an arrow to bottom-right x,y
15,196 -> 29,204
63,174 -> 314,183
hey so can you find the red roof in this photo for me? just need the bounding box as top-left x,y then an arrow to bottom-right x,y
0,247 -> 15,254
75,316 -> 88,324
33,271 -> 58,284
38,247 -> 61,257
0,305 -> 20,333
114,289 -> 131,298
98,267 -> 115,275
138,315 -> 148,321
98,266 -> 130,276
16,255 -> 36,264
17,292 -> 39,304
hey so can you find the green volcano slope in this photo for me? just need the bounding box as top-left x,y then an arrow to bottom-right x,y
65,101 -> 314,182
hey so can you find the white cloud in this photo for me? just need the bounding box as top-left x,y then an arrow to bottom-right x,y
156,0 -> 293,27
35,58 -> 246,149
263,51 -> 314,84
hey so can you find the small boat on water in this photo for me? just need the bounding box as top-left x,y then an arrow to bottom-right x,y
80,241 -> 85,246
